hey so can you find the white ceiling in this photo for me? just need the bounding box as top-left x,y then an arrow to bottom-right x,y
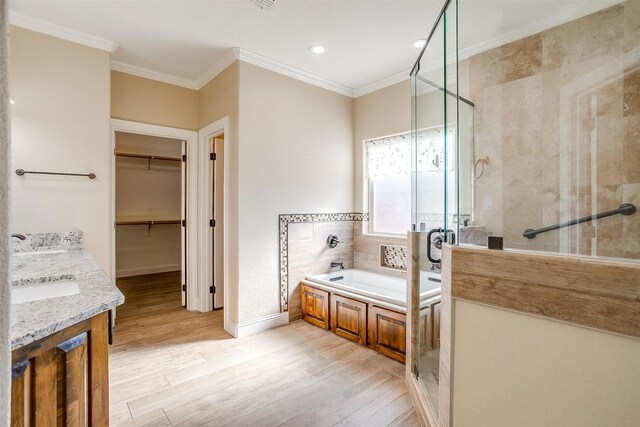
8,0 -> 620,96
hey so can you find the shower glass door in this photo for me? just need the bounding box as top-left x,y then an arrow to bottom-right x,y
409,0 -> 467,423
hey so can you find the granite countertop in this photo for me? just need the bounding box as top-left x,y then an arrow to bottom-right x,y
10,232 -> 124,350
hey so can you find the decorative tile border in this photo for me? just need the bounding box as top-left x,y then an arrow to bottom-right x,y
379,244 -> 408,271
279,212 -> 368,312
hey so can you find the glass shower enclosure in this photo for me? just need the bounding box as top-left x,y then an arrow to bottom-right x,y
408,0 -> 640,423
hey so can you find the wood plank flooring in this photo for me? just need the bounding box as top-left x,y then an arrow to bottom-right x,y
110,272 -> 419,426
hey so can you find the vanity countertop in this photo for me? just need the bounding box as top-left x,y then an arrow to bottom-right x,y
10,234 -> 124,350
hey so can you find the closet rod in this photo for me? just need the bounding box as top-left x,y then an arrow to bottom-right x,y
115,220 -> 181,226
114,150 -> 181,162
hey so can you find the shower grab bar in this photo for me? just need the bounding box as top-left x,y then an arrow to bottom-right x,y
523,203 -> 636,239
15,169 -> 96,179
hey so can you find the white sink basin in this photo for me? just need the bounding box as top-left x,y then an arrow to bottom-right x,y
11,281 -> 80,304
13,250 -> 68,257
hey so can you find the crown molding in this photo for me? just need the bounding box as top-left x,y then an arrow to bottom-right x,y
9,12 -> 119,53
234,48 -> 354,97
111,61 -> 199,90
352,69 -> 411,98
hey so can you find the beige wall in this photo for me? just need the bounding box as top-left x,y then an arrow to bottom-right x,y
111,70 -> 199,131
237,62 -> 354,323
9,26 -> 112,270
115,132 -> 182,277
199,61 -> 240,322
452,300 -> 640,427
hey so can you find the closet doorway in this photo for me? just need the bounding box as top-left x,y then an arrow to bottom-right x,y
114,131 -> 187,307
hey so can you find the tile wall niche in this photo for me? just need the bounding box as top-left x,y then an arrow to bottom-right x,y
468,1 -> 640,260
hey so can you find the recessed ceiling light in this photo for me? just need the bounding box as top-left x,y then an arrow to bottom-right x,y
308,45 -> 326,55
412,38 -> 427,49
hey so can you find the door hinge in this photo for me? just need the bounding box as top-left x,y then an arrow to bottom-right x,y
182,154 -> 187,162
210,152 -> 217,161
210,219 -> 216,227
181,219 -> 186,227
182,284 -> 186,292
210,285 -> 215,294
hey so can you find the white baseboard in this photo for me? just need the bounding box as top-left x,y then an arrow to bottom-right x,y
116,263 -> 181,278
224,312 -> 289,338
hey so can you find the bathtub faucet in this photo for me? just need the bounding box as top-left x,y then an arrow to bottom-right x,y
330,261 -> 344,270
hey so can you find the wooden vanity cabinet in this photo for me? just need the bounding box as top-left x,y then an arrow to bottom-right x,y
301,284 -> 330,330
11,311 -> 110,426
367,306 -> 407,363
330,294 -> 367,346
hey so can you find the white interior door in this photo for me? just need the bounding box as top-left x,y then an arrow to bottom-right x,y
212,137 -> 224,309
181,140 -> 187,307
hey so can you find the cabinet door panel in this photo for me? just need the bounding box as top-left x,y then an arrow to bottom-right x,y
301,284 -> 330,330
11,312 -> 110,426
368,306 -> 406,363
330,294 -> 367,346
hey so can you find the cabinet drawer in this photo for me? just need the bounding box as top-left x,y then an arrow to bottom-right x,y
301,284 -> 330,330
330,294 -> 367,346
368,306 -> 406,363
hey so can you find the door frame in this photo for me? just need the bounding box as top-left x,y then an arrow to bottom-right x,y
198,117 -> 230,317
109,119 -> 199,309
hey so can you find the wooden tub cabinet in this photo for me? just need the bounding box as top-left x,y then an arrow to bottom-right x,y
331,294 -> 367,346
300,281 -> 441,363
11,311 -> 110,426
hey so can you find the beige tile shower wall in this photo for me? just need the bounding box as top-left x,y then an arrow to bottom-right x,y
287,221 -> 355,321
469,2 -> 640,259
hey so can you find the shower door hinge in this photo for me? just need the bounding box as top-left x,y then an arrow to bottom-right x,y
210,152 -> 216,161
210,219 -> 216,227
182,284 -> 186,292
182,154 -> 187,162
210,285 -> 215,294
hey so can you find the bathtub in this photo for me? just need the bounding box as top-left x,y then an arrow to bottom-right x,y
305,268 -> 441,311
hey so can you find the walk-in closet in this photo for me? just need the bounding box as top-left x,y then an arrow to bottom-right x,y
114,131 -> 186,307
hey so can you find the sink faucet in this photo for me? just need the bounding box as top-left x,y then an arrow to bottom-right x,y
11,234 -> 26,241
330,261 -> 344,270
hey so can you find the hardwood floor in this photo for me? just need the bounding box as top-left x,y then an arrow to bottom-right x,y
110,272 -> 419,426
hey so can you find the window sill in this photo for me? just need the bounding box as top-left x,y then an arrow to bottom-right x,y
361,233 -> 408,241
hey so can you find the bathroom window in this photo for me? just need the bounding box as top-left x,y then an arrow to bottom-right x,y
366,134 -> 411,235
365,127 -> 454,235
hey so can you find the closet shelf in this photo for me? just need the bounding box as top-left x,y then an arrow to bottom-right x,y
115,218 -> 182,236
114,150 -> 182,162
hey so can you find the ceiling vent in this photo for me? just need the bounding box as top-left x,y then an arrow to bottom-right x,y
252,0 -> 276,9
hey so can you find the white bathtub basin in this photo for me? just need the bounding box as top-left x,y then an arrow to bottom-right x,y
13,249 -> 68,257
11,281 -> 80,304
308,268 -> 441,307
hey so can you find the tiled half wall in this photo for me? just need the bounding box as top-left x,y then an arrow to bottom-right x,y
280,213 -> 413,321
